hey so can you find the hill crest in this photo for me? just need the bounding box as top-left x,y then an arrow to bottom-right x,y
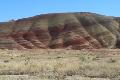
0,12 -> 120,50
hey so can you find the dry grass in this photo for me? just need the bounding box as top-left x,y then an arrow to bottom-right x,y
0,49 -> 120,80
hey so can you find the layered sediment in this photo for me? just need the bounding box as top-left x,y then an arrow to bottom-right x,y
0,12 -> 120,49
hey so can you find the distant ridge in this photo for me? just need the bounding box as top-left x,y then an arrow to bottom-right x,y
0,12 -> 120,50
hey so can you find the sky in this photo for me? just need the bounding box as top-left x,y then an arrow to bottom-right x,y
0,0 -> 120,22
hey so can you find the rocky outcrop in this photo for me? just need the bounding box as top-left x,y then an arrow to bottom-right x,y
0,12 -> 120,50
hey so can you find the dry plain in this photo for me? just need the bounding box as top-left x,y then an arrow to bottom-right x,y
0,49 -> 120,80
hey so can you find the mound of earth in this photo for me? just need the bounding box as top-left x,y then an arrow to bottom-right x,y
0,12 -> 120,50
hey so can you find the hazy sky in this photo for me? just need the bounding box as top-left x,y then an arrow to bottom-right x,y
0,0 -> 120,22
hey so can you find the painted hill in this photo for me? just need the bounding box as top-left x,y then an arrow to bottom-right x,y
0,12 -> 120,49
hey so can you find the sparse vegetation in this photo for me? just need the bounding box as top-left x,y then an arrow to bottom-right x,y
0,49 -> 119,80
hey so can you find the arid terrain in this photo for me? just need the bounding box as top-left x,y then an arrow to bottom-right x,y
0,49 -> 120,80
0,12 -> 120,50
0,12 -> 120,80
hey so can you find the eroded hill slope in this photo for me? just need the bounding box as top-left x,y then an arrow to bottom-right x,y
0,12 -> 120,49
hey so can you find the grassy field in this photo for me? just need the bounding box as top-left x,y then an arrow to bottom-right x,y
0,49 -> 120,80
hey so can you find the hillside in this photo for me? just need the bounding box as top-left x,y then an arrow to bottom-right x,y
0,12 -> 120,49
